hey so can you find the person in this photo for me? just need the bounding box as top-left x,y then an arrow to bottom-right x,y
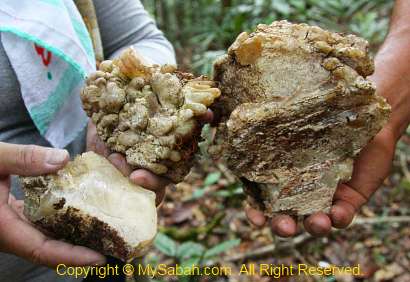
0,0 -> 176,281
246,0 -> 410,237
1,0 -> 407,281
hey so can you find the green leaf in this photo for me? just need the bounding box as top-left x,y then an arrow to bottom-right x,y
191,188 -> 207,199
176,241 -> 205,260
181,256 -> 202,269
154,233 -> 177,257
213,182 -> 243,198
272,0 -> 292,15
203,239 -> 241,259
177,276 -> 191,282
289,0 -> 306,11
326,276 -> 337,282
346,0 -> 368,18
179,257 -> 202,282
215,186 -> 243,198
204,172 -> 221,186
198,124 -> 213,157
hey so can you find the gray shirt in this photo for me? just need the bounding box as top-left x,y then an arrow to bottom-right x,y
0,0 -> 174,281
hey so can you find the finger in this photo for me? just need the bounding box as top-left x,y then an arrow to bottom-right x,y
328,126 -> 396,229
86,121 -> 110,157
129,170 -> 169,205
86,121 -> 98,152
8,194 -> 24,217
8,193 -> 16,205
95,137 -> 110,157
30,239 -> 106,268
303,212 -> 332,237
0,143 -> 69,176
1,182 -> 24,220
245,206 -> 266,227
0,177 -> 11,205
346,126 -> 395,199
330,183 -> 367,228
107,153 -> 132,176
0,215 -> 105,267
130,169 -> 170,190
330,199 -> 356,229
8,197 -> 25,220
333,183 -> 368,211
271,215 -> 298,237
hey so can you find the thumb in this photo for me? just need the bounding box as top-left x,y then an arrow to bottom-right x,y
0,142 -> 69,176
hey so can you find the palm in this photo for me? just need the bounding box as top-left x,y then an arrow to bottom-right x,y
6,193 -> 24,219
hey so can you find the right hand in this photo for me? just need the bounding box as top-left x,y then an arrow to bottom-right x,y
246,31 -> 410,236
0,142 -> 106,267
245,121 -> 398,237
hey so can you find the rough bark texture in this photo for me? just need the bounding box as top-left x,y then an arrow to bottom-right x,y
81,48 -> 220,182
211,21 -> 391,216
21,152 -> 157,261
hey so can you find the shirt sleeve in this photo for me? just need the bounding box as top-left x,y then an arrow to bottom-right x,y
93,0 -> 176,65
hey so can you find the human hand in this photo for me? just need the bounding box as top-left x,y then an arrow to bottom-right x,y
245,6 -> 410,235
86,120 -> 169,205
246,38 -> 410,237
245,120 -> 397,237
86,110 -> 214,204
0,142 -> 106,267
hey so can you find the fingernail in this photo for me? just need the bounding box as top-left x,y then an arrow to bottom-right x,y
46,149 -> 69,165
275,218 -> 295,237
278,219 -> 289,231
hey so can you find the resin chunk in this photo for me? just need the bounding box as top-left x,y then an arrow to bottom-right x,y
211,21 -> 390,215
81,48 -> 220,182
21,152 -> 157,261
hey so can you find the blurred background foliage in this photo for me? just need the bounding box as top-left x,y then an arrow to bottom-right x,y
142,0 -> 393,75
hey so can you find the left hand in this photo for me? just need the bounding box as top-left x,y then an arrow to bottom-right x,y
0,143 -> 106,267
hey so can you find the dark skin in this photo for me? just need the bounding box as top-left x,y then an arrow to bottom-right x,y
246,0 -> 410,237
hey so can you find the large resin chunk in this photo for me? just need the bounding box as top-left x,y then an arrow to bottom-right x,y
21,152 -> 157,261
81,48 -> 220,182
211,21 -> 391,216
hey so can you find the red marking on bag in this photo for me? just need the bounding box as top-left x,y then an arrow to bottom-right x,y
34,44 -> 52,66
